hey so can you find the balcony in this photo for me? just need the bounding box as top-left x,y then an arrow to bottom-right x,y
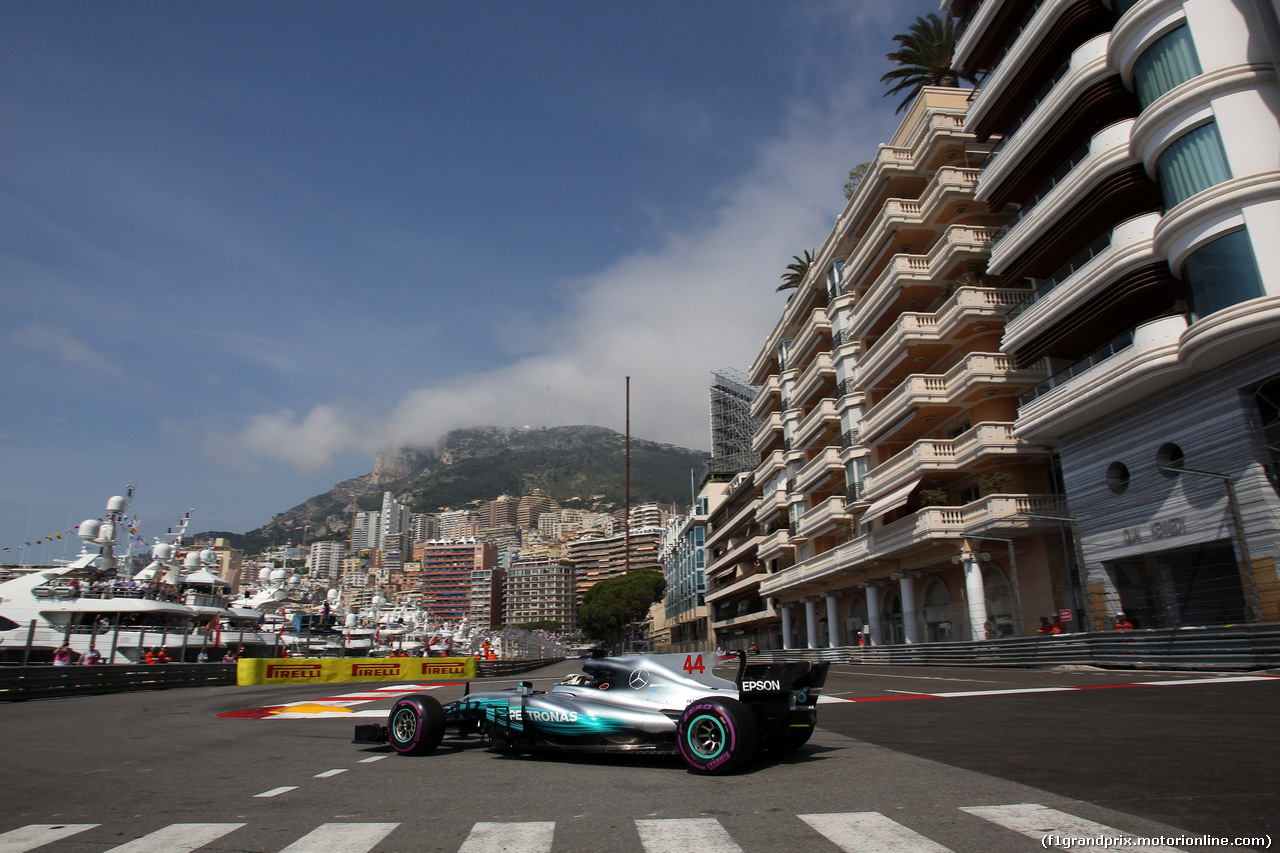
792,399 -> 840,452
705,566 -> 764,604
856,286 -> 1029,386
863,422 -> 1042,496
705,497 -> 760,553
841,167 -> 982,288
790,307 -> 832,366
847,225 -> 1001,341
796,495 -> 849,541
749,375 -> 780,419
978,34 -> 1112,202
750,412 -> 783,454
1016,314 -> 1201,441
861,354 -> 1050,444
988,119 -> 1140,278
794,445 -> 844,494
792,351 -> 836,408
1003,213 -> 1161,354
756,526 -> 793,563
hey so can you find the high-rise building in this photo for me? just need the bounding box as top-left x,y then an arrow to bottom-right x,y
518,489 -> 559,529
747,86 -> 1064,649
411,513 -> 439,544
307,540 -> 346,582
948,0 -> 1280,628
657,482 -> 727,651
567,525 -> 664,601
503,556 -> 576,629
414,539 -> 497,623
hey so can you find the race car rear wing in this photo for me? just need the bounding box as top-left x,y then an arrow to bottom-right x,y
734,654 -> 830,706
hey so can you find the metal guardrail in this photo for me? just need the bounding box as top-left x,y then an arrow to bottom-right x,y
476,658 -> 566,679
0,663 -> 237,701
747,625 -> 1280,671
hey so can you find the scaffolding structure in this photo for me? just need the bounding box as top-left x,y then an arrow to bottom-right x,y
707,368 -> 760,479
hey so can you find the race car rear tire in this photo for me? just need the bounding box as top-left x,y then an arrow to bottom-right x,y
677,697 -> 758,775
388,694 -> 445,756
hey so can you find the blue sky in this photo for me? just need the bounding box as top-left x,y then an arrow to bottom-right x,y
1,0 -> 940,555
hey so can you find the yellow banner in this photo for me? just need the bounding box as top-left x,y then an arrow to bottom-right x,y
237,656 -> 477,685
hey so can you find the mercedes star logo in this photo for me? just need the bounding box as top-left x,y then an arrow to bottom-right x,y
628,669 -> 649,689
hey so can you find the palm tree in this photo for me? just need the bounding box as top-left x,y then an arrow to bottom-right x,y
777,250 -> 815,292
880,13 -> 974,114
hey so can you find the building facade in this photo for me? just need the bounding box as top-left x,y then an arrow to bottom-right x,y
748,87 -> 1068,649
503,556 -> 577,629
950,0 -> 1280,628
414,540 -> 497,622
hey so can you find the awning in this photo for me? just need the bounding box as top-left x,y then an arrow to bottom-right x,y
860,477 -> 922,525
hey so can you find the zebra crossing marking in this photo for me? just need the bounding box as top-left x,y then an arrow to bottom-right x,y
458,821 -> 554,853
800,812 -> 955,853
0,824 -> 97,853
0,805 -> 1201,853
277,823 -> 399,853
104,823 -> 246,853
963,804 -> 1188,852
635,818 -> 744,853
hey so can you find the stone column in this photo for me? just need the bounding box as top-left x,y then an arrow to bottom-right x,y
865,584 -> 882,647
780,603 -> 792,650
804,598 -> 819,649
826,593 -> 841,648
962,543 -> 988,641
900,574 -> 920,644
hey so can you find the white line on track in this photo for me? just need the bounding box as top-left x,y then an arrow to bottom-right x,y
635,818 -> 744,853
458,821 -> 554,853
0,824 -> 98,853
801,812 -> 956,853
314,769 -> 348,778
962,804 -> 1187,852
103,823 -> 246,853
358,755 -> 389,763
254,786 -> 297,798
277,823 -> 399,853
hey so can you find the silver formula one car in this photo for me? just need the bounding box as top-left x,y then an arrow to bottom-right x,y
353,651 -> 830,775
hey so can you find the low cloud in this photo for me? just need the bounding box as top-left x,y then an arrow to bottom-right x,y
10,324 -> 134,386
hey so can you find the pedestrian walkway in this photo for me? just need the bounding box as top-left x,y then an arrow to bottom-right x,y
0,804 -> 1251,853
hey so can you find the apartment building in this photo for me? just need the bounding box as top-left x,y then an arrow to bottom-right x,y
567,525 -> 664,600
949,0 -> 1280,628
503,556 -> 577,629
704,472 -> 777,650
306,540 -> 346,582
414,539 -> 497,622
748,87 -> 1068,648
657,483 -> 727,651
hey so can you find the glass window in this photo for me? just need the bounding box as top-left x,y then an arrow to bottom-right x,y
1133,24 -> 1201,108
1157,122 -> 1231,209
1182,229 -> 1265,319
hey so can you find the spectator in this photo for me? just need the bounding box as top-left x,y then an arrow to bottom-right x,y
53,642 -> 75,666
1114,612 -> 1134,631
1037,616 -> 1054,635
82,645 -> 102,665
197,649 -> 209,663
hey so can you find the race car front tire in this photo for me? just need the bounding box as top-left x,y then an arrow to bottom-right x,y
677,697 -> 758,775
388,694 -> 446,756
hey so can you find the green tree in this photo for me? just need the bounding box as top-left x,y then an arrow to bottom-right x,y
844,161 -> 872,200
777,250 -> 815,292
880,13 -> 975,114
577,569 -> 665,648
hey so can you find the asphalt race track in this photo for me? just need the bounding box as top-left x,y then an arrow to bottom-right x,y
1,660 -> 1275,853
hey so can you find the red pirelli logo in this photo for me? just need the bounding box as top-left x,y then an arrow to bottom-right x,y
421,661 -> 466,676
352,664 -> 402,677
265,663 -> 323,679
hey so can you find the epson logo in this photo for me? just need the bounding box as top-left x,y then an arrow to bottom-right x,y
742,679 -> 782,691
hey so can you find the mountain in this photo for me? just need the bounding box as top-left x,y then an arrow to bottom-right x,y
196,425 -> 709,552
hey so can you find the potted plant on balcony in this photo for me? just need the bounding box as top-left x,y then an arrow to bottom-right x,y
918,487 -> 950,507
978,471 -> 1012,494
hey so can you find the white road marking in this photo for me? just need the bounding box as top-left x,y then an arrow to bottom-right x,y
962,803 -> 1187,852
458,821 -> 554,853
358,755 -> 389,763
104,823 -> 245,853
277,823 -> 399,853
314,768 -> 348,778
801,812 -> 955,852
635,818 -> 744,853
253,786 -> 297,798
0,824 -> 98,853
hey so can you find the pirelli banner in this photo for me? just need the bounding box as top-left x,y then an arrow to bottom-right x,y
237,656 -> 477,686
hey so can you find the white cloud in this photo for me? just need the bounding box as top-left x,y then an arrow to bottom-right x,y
10,324 -> 133,385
